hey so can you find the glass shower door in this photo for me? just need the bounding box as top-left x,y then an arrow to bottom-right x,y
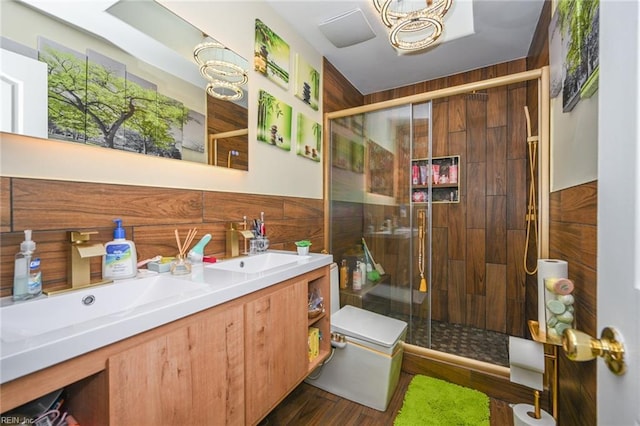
328,101 -> 433,348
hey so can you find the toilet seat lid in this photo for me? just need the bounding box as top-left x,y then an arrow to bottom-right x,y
331,305 -> 407,348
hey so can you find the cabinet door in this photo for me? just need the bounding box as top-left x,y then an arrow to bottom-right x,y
244,279 -> 308,425
108,305 -> 244,426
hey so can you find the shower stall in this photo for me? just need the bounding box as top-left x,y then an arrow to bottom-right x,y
325,68 -> 550,368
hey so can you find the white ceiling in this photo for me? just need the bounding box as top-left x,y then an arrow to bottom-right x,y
266,0 -> 546,95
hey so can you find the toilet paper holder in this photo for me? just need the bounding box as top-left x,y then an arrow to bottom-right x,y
562,327 -> 626,376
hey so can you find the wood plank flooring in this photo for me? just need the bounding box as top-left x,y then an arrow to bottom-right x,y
262,372 -> 514,425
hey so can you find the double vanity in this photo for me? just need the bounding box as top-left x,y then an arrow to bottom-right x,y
0,251 -> 333,425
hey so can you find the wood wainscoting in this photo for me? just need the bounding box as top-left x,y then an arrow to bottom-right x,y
0,177 -> 324,296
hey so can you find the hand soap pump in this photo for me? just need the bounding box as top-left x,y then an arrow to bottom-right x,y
13,229 -> 42,300
103,219 -> 137,280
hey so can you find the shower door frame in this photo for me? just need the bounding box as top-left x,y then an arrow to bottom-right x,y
323,66 -> 551,376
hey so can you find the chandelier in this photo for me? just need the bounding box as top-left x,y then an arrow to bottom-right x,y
373,0 -> 452,52
193,40 -> 248,101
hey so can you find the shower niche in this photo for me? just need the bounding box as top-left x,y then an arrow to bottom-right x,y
411,155 -> 460,204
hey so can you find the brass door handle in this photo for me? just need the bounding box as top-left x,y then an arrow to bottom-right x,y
562,327 -> 626,375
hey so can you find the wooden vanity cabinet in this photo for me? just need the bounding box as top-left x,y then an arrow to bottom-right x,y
244,278 -> 308,425
108,304 -> 245,425
0,265 -> 331,426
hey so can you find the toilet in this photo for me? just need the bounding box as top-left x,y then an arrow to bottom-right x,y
305,263 -> 407,411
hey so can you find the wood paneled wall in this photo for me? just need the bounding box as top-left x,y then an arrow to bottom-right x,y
550,182 -> 597,425
322,58 -> 364,113
0,177 -> 324,296
527,2 -> 598,424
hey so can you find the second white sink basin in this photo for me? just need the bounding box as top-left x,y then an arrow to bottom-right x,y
0,275 -> 207,342
207,252 -> 306,274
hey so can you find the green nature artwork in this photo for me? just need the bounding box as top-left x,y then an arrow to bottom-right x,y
254,19 -> 290,89
294,54 -> 320,111
296,113 -> 321,162
257,90 -> 292,151
39,37 -> 200,161
548,0 -> 599,112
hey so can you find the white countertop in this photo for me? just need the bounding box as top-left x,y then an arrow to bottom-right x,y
0,251 -> 333,384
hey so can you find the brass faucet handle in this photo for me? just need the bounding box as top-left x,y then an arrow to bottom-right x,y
70,230 -> 99,243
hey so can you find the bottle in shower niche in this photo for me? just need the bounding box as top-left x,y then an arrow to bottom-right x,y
352,261 -> 363,291
449,158 -> 458,184
13,230 -> 42,300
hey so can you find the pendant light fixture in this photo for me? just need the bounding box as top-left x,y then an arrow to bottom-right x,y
193,38 -> 248,100
373,0 -> 452,52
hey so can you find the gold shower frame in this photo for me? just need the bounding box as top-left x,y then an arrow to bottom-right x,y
322,65 -> 551,376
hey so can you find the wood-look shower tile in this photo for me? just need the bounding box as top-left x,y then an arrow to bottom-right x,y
485,263 -> 507,333
487,85 -> 507,128
466,293 -> 486,328
466,228 -> 486,295
448,201 -> 466,262
507,158 -> 527,230
508,86 -> 527,160
432,102 -> 449,157
466,96 -> 487,163
448,95 -> 466,133
448,259 -> 466,324
431,289 -> 448,321
487,127 -> 507,196
506,299 -> 525,336
467,162 -> 486,229
486,196 -> 507,264
432,227 -> 448,292
506,230 -> 527,301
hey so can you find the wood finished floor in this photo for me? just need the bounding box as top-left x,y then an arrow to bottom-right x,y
263,372 -> 514,425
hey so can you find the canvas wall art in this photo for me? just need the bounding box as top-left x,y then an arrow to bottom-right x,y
254,19 -> 290,89
294,54 -> 319,111
257,89 -> 292,151
549,0 -> 599,112
38,37 -> 198,161
296,113 -> 321,162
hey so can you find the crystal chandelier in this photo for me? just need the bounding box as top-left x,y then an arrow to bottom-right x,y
193,40 -> 247,101
373,0 -> 452,52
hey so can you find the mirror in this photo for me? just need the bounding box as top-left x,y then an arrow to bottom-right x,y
0,0 -> 248,170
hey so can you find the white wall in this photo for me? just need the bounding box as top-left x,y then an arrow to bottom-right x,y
0,1 -> 324,199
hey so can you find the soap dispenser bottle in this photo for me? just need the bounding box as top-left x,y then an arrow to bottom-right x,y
13,229 -> 42,300
103,219 -> 138,280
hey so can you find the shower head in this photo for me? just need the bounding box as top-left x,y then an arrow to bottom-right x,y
466,90 -> 488,101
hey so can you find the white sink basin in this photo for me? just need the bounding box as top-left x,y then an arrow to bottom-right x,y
0,275 -> 207,342
207,252 -> 306,274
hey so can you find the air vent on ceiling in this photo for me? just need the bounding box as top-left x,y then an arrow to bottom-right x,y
318,8 -> 376,48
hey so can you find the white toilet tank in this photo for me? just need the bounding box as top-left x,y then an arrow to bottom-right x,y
308,263 -> 407,411
329,263 -> 340,314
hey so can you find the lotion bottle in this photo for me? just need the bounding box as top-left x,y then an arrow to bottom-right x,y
103,219 -> 138,280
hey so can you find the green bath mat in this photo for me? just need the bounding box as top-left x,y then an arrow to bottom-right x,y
394,375 -> 490,426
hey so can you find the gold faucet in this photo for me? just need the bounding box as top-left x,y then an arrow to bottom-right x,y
44,231 -> 113,295
226,217 -> 254,258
